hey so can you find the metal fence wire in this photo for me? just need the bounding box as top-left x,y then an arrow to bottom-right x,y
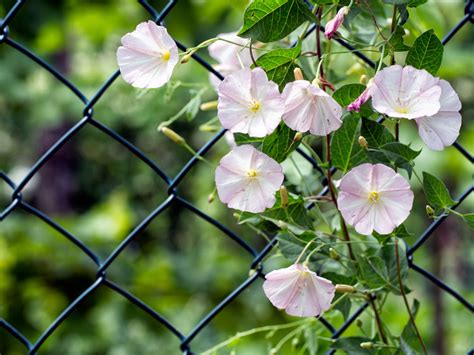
0,0 -> 473,354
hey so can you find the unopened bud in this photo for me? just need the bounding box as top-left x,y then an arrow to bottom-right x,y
161,127 -> 185,145
335,284 -> 356,293
294,67 -> 304,81
200,100 -> 218,111
291,337 -> 299,349
277,220 -> 288,229
208,190 -> 216,204
181,48 -> 198,64
358,136 -> 368,149
329,248 -> 340,261
359,74 -> 368,85
293,132 -> 303,142
280,186 -> 289,208
426,205 -> 435,218
360,342 -> 374,350
199,124 -> 219,132
233,212 -> 241,219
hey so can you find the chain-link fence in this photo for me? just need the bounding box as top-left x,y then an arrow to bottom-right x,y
0,0 -> 473,354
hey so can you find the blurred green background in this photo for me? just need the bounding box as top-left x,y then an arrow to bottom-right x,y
0,0 -> 472,354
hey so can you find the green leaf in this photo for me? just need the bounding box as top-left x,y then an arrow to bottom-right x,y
360,118 -> 395,148
373,225 -> 412,244
387,26 -> 411,54
400,299 -> 422,354
334,295 -> 352,321
277,232 -> 320,262
383,0 -> 409,4
332,84 -> 373,118
406,29 -> 444,75
357,255 -> 391,289
238,0 -> 315,43
255,44 -> 301,89
422,172 -> 455,212
262,123 -> 299,163
233,133 -> 263,145
331,337 -> 372,354
239,193 -> 313,234
367,142 -> 421,177
461,213 -> 474,230
331,115 -> 368,172
408,0 -> 427,7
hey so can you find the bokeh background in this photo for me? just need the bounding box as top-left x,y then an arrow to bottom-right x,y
0,0 -> 472,354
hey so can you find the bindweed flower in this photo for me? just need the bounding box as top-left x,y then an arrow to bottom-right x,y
415,80 -> 462,150
346,65 -> 462,150
347,79 -> 374,112
117,21 -> 178,88
217,67 -> 284,137
368,65 -> 442,119
215,145 -> 284,213
325,7 -> 349,39
263,264 -> 335,317
282,80 -> 343,136
208,32 -> 253,89
337,163 -> 414,235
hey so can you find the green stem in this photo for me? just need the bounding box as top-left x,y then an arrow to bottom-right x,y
395,239 -> 428,354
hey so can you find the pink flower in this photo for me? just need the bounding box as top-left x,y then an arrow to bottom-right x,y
263,264 -> 335,317
337,163 -> 414,235
325,7 -> 349,39
208,32 -> 253,89
282,80 -> 343,136
347,79 -> 374,112
215,145 -> 284,213
415,80 -> 462,150
371,65 -> 442,119
217,67 -> 284,137
117,21 -> 178,88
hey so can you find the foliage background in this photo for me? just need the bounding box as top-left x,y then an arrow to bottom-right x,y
0,0 -> 472,354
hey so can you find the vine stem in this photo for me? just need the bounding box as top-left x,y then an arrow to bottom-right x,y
325,135 -> 355,261
395,239 -> 428,354
390,5 -> 397,65
368,295 -> 388,344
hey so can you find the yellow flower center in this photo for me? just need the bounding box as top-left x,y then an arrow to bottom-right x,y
368,191 -> 380,203
395,107 -> 408,114
250,101 -> 261,113
162,50 -> 171,61
247,169 -> 258,178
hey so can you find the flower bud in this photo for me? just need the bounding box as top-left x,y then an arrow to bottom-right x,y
208,190 -> 216,204
426,205 -> 435,218
280,186 -> 289,208
200,100 -> 218,111
358,136 -> 368,149
360,342 -> 374,350
359,74 -> 368,85
329,247 -> 341,261
325,7 -> 350,39
335,284 -> 356,293
293,132 -> 303,142
161,127 -> 185,145
294,67 -> 304,81
199,124 -> 219,132
277,220 -> 288,229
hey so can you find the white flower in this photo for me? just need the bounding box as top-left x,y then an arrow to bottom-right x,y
263,264 -> 335,317
117,21 -> 178,88
215,145 -> 284,213
337,163 -> 414,235
217,67 -> 284,137
415,80 -> 462,150
282,80 -> 343,136
371,65 -> 442,119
